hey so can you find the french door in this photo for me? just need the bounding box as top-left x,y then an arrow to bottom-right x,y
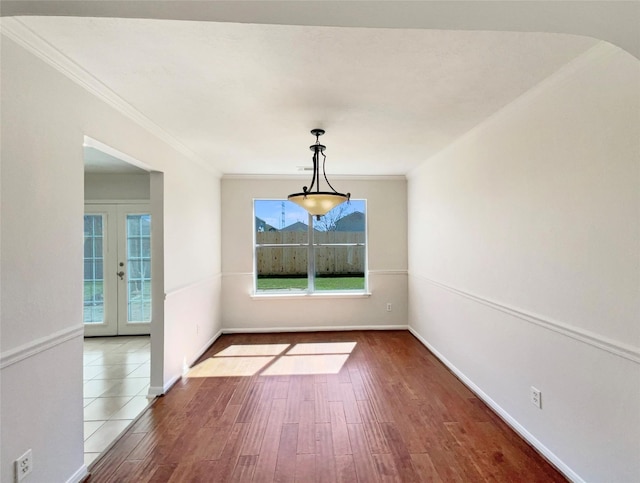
83,204 -> 152,336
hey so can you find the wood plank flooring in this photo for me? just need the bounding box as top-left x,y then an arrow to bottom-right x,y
87,331 -> 565,482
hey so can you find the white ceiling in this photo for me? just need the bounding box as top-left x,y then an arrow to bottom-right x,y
16,16 -> 599,176
83,146 -> 148,174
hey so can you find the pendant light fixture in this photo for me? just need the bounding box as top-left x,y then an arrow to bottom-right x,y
288,129 -> 350,219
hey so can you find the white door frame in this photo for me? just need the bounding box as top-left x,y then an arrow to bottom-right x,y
148,172 -> 165,396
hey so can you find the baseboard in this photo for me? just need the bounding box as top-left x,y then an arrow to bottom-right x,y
407,326 -> 584,483
222,324 -> 408,334
66,464 -> 89,483
147,330 -> 223,396
187,329 -> 223,369
148,372 -> 181,397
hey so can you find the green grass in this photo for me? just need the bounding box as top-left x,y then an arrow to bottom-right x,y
257,277 -> 365,291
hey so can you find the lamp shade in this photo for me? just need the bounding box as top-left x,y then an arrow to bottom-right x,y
288,192 -> 350,216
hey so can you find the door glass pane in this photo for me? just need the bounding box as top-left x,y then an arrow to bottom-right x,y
83,215 -> 105,323
127,214 -> 152,322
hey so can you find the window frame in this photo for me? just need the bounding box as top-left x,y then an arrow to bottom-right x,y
253,198 -> 368,296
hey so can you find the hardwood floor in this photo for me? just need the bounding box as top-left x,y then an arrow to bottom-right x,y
87,331 -> 565,482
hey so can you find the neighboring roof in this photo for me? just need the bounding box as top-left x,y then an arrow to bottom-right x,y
335,211 -> 365,232
255,217 -> 277,232
281,221 -> 309,232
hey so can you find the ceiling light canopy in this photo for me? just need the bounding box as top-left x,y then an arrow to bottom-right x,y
288,129 -> 350,219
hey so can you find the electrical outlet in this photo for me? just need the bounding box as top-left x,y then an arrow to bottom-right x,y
386,303 -> 392,312
530,386 -> 542,409
15,449 -> 32,482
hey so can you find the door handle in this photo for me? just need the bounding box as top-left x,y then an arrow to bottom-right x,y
117,271 -> 125,280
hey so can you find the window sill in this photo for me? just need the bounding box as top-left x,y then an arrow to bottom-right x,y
251,291 -> 372,300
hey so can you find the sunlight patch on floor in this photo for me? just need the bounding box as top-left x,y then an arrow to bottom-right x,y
214,344 -> 290,357
186,341 -> 357,377
261,354 -> 350,376
287,342 -> 357,355
187,356 -> 275,377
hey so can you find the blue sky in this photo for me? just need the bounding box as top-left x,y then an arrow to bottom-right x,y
255,199 -> 365,230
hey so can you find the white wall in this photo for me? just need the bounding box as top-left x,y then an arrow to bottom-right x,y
221,177 -> 407,331
0,36 -> 222,482
84,173 -> 150,201
407,42 -> 640,482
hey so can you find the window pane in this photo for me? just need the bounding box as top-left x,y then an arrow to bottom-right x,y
127,214 -> 152,322
84,260 -> 94,279
313,200 -> 366,292
127,216 -> 140,236
140,215 -> 151,236
255,200 -> 309,244
312,200 -> 366,233
128,238 -> 140,258
141,237 -> 151,255
84,237 -> 93,258
95,259 -> 104,279
254,199 -> 366,293
315,245 -> 365,291
94,237 -> 103,257
315,245 -> 365,275
256,230 -> 309,246
256,246 -> 307,291
83,215 -> 105,323
314,231 -> 366,245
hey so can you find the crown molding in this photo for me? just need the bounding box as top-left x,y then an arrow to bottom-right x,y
0,17 -> 221,177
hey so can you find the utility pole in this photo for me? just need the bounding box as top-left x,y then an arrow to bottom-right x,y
281,201 -> 285,229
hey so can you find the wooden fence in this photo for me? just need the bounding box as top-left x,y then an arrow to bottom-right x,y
256,232 -> 365,277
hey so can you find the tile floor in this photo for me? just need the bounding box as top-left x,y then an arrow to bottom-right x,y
83,336 -> 152,468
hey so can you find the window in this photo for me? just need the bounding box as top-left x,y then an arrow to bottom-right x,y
83,214 -> 105,323
254,199 -> 367,294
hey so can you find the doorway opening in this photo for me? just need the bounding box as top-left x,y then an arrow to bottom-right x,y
82,137 -> 164,467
